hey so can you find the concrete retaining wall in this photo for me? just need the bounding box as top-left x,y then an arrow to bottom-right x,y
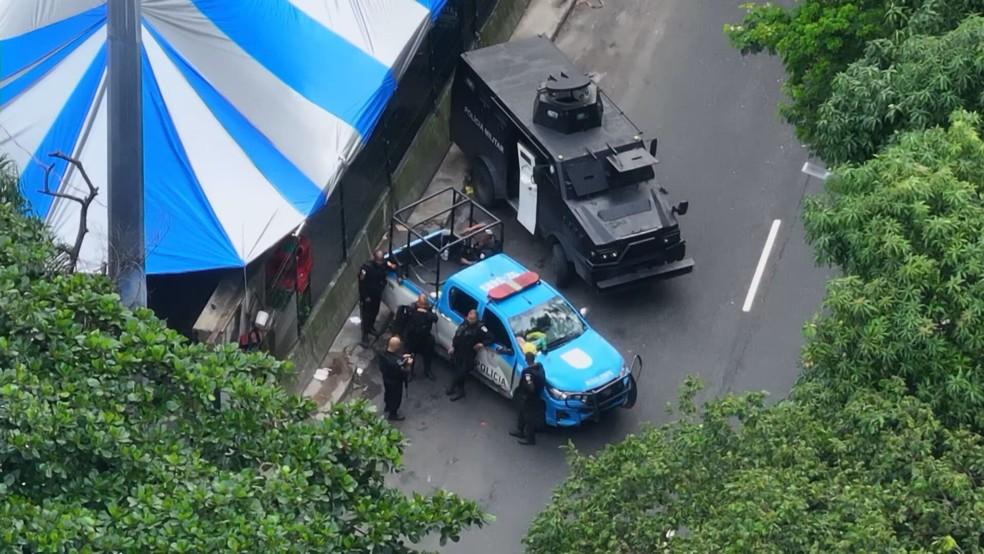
287,0 -> 531,374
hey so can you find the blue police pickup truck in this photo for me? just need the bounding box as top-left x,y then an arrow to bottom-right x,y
380,189 -> 640,426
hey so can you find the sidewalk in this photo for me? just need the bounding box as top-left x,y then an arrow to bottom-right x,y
287,302 -> 389,419
293,0 -> 578,414
513,0 -> 575,41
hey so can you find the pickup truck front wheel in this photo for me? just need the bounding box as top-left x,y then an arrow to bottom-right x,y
622,375 -> 638,409
551,243 -> 573,288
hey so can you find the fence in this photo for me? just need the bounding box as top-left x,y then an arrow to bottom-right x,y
303,0 -> 499,305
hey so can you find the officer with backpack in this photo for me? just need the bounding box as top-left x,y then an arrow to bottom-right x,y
396,294 -> 438,381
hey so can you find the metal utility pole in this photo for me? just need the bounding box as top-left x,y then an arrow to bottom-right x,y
107,0 -> 146,308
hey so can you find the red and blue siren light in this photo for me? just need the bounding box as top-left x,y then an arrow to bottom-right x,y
487,270 -> 541,301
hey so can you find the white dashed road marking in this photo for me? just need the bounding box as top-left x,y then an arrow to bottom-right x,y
742,219 -> 781,312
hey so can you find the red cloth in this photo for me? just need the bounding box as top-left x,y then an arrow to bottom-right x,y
266,236 -> 312,292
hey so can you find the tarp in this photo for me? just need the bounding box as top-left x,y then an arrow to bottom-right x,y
0,0 -> 446,274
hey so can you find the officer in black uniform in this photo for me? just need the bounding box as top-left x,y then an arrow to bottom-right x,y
446,308 -> 489,401
378,336 -> 412,421
358,250 -> 396,344
510,351 -> 546,445
402,294 -> 438,380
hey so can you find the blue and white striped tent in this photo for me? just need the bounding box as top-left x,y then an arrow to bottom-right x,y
0,0 -> 445,274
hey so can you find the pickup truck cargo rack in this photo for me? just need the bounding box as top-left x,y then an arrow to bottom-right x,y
387,187 -> 504,290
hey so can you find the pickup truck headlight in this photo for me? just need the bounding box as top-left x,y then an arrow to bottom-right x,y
547,386 -> 590,403
590,247 -> 619,263
619,364 -> 631,379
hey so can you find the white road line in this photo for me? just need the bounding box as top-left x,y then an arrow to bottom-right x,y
742,219 -> 782,313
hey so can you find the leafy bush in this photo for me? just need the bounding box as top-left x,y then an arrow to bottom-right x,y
725,0 -> 887,146
725,0 -> 984,155
813,15 -> 984,163
803,110 -> 984,429
0,157 -> 24,209
0,158 -> 484,552
524,378 -> 984,553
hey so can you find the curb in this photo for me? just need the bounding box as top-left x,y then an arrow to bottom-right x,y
314,1 -> 577,412
549,0 -> 578,42
314,305 -> 391,410
311,342 -> 377,419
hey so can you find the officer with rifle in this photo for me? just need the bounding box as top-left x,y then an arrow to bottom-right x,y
378,336 -> 412,421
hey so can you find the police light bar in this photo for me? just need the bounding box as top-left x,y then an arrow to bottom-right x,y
488,271 -> 540,301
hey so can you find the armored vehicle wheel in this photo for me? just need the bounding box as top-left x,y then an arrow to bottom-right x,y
551,242 -> 573,288
471,161 -> 496,208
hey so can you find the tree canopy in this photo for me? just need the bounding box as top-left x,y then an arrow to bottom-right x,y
725,0 -> 984,158
0,160 -> 484,552
525,109 -> 984,552
802,110 -> 984,429
725,0 -> 887,145
530,4 -> 984,552
812,15 -> 984,164
524,378 -> 984,554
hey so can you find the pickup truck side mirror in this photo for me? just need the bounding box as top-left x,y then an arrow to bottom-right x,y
649,138 -> 658,156
671,201 -> 689,216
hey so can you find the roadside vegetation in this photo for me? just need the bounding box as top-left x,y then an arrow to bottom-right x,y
525,1 -> 984,552
0,160 -> 483,552
723,0 -> 984,163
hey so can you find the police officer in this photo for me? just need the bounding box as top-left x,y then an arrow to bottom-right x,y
459,228 -> 500,266
378,336 -> 412,421
402,294 -> 438,381
358,250 -> 396,344
510,351 -> 546,445
446,308 -> 490,401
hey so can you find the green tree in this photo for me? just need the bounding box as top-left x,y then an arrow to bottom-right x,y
524,378 -> 984,553
725,0 -> 886,146
0,157 -> 485,552
0,157 -> 26,209
803,110 -> 984,429
725,0 -> 984,154
812,15 -> 984,164
525,114 -> 984,552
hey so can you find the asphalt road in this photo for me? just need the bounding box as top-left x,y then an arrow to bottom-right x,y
364,1 -> 832,552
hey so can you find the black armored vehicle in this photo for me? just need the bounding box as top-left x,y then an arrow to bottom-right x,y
450,36 -> 694,290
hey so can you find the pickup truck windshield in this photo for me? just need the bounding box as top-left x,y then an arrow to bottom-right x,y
509,297 -> 586,351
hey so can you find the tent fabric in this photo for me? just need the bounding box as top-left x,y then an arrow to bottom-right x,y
0,0 -> 443,274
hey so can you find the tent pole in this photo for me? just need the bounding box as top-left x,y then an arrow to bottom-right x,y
107,0 -> 146,308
